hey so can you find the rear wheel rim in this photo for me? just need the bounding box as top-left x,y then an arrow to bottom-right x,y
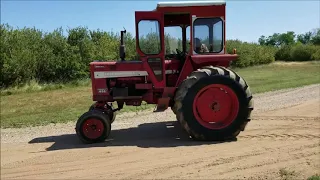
192,84 -> 239,129
82,119 -> 104,139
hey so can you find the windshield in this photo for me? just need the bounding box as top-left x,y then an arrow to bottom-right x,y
193,17 -> 224,54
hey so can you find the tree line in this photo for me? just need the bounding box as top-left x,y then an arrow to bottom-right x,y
258,30 -> 320,62
0,23 -> 319,88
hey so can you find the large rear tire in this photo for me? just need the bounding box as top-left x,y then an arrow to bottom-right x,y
75,110 -> 111,144
173,66 -> 253,141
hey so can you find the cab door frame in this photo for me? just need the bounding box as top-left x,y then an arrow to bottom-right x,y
135,11 -> 166,88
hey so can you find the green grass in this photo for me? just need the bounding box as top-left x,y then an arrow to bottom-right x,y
308,175 -> 320,180
234,61 -> 320,93
278,168 -> 320,180
279,168 -> 297,180
0,78 -> 91,96
1,61 -> 319,128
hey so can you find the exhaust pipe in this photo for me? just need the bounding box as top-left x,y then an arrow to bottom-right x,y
119,28 -> 126,61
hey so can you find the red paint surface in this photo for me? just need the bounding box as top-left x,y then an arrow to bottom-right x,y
82,119 -> 105,139
192,84 -> 239,129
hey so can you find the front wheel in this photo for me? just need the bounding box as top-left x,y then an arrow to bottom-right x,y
173,66 -> 253,141
75,110 -> 111,144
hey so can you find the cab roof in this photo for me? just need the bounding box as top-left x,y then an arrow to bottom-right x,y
157,0 -> 226,8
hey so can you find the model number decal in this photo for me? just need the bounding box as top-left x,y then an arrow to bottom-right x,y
97,88 -> 107,93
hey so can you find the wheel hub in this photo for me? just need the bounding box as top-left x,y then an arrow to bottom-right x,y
82,119 -> 104,139
90,125 -> 97,130
211,102 -> 220,112
192,84 -> 240,129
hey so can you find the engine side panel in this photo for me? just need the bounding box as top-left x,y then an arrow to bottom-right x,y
90,60 -> 181,103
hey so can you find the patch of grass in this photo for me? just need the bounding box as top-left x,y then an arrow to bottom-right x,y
233,61 -> 320,93
308,174 -> 320,180
279,168 -> 297,180
1,79 -> 91,96
1,61 -> 319,128
0,87 -> 154,128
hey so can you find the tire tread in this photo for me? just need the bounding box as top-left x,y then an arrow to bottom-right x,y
173,66 -> 254,140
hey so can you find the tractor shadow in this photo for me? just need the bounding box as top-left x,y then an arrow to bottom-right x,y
28,121 -> 237,151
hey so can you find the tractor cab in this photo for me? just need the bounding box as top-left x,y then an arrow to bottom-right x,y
130,0 -> 231,88
135,0 -> 226,60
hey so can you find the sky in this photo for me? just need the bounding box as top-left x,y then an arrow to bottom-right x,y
1,0 -> 319,43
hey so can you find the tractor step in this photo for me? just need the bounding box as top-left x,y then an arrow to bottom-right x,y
153,97 -> 170,112
113,96 -> 142,100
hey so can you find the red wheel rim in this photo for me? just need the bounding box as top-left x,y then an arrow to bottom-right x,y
82,119 -> 104,139
192,84 -> 239,129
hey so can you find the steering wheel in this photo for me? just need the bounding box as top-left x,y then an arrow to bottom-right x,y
176,48 -> 186,61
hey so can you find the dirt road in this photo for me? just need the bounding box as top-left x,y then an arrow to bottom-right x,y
1,84 -> 320,180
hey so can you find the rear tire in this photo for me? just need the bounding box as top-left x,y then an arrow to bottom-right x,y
173,66 -> 253,141
75,110 -> 111,144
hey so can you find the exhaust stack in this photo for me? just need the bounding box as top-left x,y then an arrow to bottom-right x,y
119,28 -> 126,61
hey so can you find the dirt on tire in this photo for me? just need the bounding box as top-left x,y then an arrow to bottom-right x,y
1,84 -> 320,180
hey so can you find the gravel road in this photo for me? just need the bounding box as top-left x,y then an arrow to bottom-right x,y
1,84 -> 320,179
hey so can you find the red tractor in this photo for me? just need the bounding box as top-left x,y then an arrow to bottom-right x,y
75,0 -> 254,143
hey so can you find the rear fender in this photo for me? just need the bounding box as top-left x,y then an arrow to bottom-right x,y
175,54 -> 239,87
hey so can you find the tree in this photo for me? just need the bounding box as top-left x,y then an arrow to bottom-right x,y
310,28 -> 320,45
177,38 -> 182,51
258,31 -> 296,47
258,35 -> 267,45
278,31 -> 296,45
297,31 -> 312,44
164,33 -> 171,54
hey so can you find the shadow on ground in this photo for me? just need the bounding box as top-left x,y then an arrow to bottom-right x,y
28,121 -> 237,151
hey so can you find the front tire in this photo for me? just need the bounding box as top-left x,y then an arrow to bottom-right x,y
75,110 -> 111,144
173,66 -> 253,141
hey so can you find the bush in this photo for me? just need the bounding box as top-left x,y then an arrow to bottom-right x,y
290,44 -> 317,61
226,40 -> 276,67
1,25 -> 43,87
275,45 -> 292,61
311,48 -> 320,60
0,24 -> 137,88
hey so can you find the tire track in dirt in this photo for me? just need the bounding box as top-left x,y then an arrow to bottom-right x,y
213,148 -> 319,176
123,141 -> 320,179
1,147 -> 147,176
179,142 -> 320,179
252,116 -> 319,121
240,133 -> 320,140
205,142 -> 320,168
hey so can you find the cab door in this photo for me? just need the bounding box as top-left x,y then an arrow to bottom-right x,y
135,11 -> 165,88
